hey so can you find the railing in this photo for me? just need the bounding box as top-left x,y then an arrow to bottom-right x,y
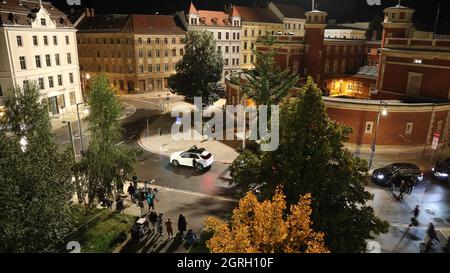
385,38 -> 450,50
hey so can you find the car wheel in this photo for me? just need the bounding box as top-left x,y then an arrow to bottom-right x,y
172,160 -> 180,167
196,163 -> 204,171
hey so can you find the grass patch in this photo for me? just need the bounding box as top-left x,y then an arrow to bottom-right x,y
65,205 -> 136,253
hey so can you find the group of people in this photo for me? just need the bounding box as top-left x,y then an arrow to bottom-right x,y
127,182 -> 197,245
388,177 -> 415,200
409,205 -> 446,253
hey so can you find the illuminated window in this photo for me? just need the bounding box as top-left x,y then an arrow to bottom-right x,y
405,122 -> 413,135
414,59 -> 422,64
365,122 -> 374,134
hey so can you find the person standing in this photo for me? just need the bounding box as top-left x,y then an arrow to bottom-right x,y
398,179 -> 406,200
146,192 -> 155,211
422,223 -> 440,252
149,211 -> 157,232
409,205 -> 420,227
165,218 -> 174,239
408,177 -> 415,195
156,213 -> 164,235
178,214 -> 187,236
127,183 -> 136,203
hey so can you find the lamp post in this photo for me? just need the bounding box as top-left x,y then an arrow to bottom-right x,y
76,102 -> 85,156
368,101 -> 388,170
81,72 -> 90,101
63,120 -> 77,161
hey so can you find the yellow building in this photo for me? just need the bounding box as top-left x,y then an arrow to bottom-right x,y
234,5 -> 283,70
75,13 -> 186,93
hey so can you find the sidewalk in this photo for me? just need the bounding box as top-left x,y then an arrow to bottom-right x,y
51,102 -> 136,131
138,100 -> 240,164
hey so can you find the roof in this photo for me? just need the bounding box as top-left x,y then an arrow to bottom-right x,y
272,3 -> 306,19
127,14 -> 186,34
0,0 -> 72,27
197,10 -> 231,27
234,6 -> 282,24
76,14 -> 131,32
76,14 -> 186,34
230,5 -> 240,17
187,1 -> 198,14
355,66 -> 379,79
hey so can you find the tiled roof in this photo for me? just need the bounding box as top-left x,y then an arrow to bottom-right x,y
76,14 -> 131,32
0,0 -> 72,27
127,14 -> 186,34
272,3 -> 306,19
234,6 -> 282,24
197,10 -> 231,27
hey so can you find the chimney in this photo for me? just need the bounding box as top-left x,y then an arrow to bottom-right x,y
90,8 -> 95,17
85,8 -> 91,17
372,30 -> 377,41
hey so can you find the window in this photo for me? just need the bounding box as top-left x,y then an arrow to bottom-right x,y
333,60 -> 338,73
244,42 -> 247,50
156,64 -> 160,72
155,38 -> 160,44
225,46 -> 229,53
218,46 -> 221,52
233,33 -> 236,40
19,56 -> 26,70
69,73 -> 74,84
57,75 -> 63,86
251,30 -> 255,36
244,55 -> 247,63
35,55 -> 41,68
237,46 -> 239,53
164,38 -> 168,44
148,50 -> 152,58
406,72 -> 422,96
237,33 -> 240,40
38,78 -> 44,90
53,36 -> 58,45
341,60 -> 346,73
139,49 -> 143,58
324,60 -> 330,73
251,42 -> 254,49
172,49 -> 177,56
65,35 -> 70,45
69,91 -> 76,105
156,50 -> 160,57
250,54 -> 254,63
33,35 -> 38,46
180,49 -> 184,55
48,76 -> 54,88
148,65 -> 152,72
17,36 -> 23,47
232,46 -> 235,53
365,122 -> 374,134
232,59 -> 235,66
172,38 -> 176,44
43,36 -> 48,45
147,38 -> 151,44
55,54 -> 60,66
138,38 -> 142,44
224,59 -> 229,66
164,50 -> 168,57
244,29 -> 248,36
41,18 -> 46,26
67,53 -> 72,64
437,120 -> 443,132
405,122 -> 413,135
218,32 -> 222,40
139,65 -> 144,73
164,63 -> 169,71
226,32 -> 229,40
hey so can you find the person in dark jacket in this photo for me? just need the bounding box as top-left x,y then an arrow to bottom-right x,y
127,183 -> 136,203
409,205 -> 420,227
148,211 -> 157,231
398,180 -> 407,200
165,218 -> 174,239
178,214 -> 187,236
156,213 -> 164,235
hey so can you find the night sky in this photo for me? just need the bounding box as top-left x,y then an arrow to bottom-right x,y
52,0 -> 450,33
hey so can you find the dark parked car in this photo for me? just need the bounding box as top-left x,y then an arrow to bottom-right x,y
372,163 -> 423,187
432,158 -> 450,181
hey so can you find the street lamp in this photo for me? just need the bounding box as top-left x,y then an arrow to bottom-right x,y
81,72 -> 90,101
368,101 -> 388,170
62,120 -> 77,161
76,102 -> 86,156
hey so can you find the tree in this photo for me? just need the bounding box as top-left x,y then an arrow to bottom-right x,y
169,30 -> 223,105
81,74 -> 139,205
0,83 -> 74,252
231,36 -> 299,107
205,188 -> 328,253
230,77 -> 389,252
366,14 -> 383,40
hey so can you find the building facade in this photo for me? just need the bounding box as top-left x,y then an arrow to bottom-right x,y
0,0 -> 82,117
177,2 -> 241,81
76,13 -> 186,93
268,2 -> 306,37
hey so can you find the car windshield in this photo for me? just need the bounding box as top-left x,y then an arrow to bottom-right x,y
201,153 -> 212,160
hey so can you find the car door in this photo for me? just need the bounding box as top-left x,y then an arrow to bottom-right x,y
189,154 -> 200,167
179,153 -> 191,166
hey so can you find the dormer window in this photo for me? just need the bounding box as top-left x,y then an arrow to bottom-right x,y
41,18 -> 46,26
200,17 -> 206,24
212,18 -> 218,25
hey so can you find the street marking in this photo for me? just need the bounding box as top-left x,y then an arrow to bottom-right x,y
137,182 -> 238,203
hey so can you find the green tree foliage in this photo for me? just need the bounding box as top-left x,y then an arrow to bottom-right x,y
366,14 -> 383,40
0,83 -> 74,252
81,74 -> 139,204
230,77 -> 389,252
232,36 -> 299,106
169,30 -> 223,105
